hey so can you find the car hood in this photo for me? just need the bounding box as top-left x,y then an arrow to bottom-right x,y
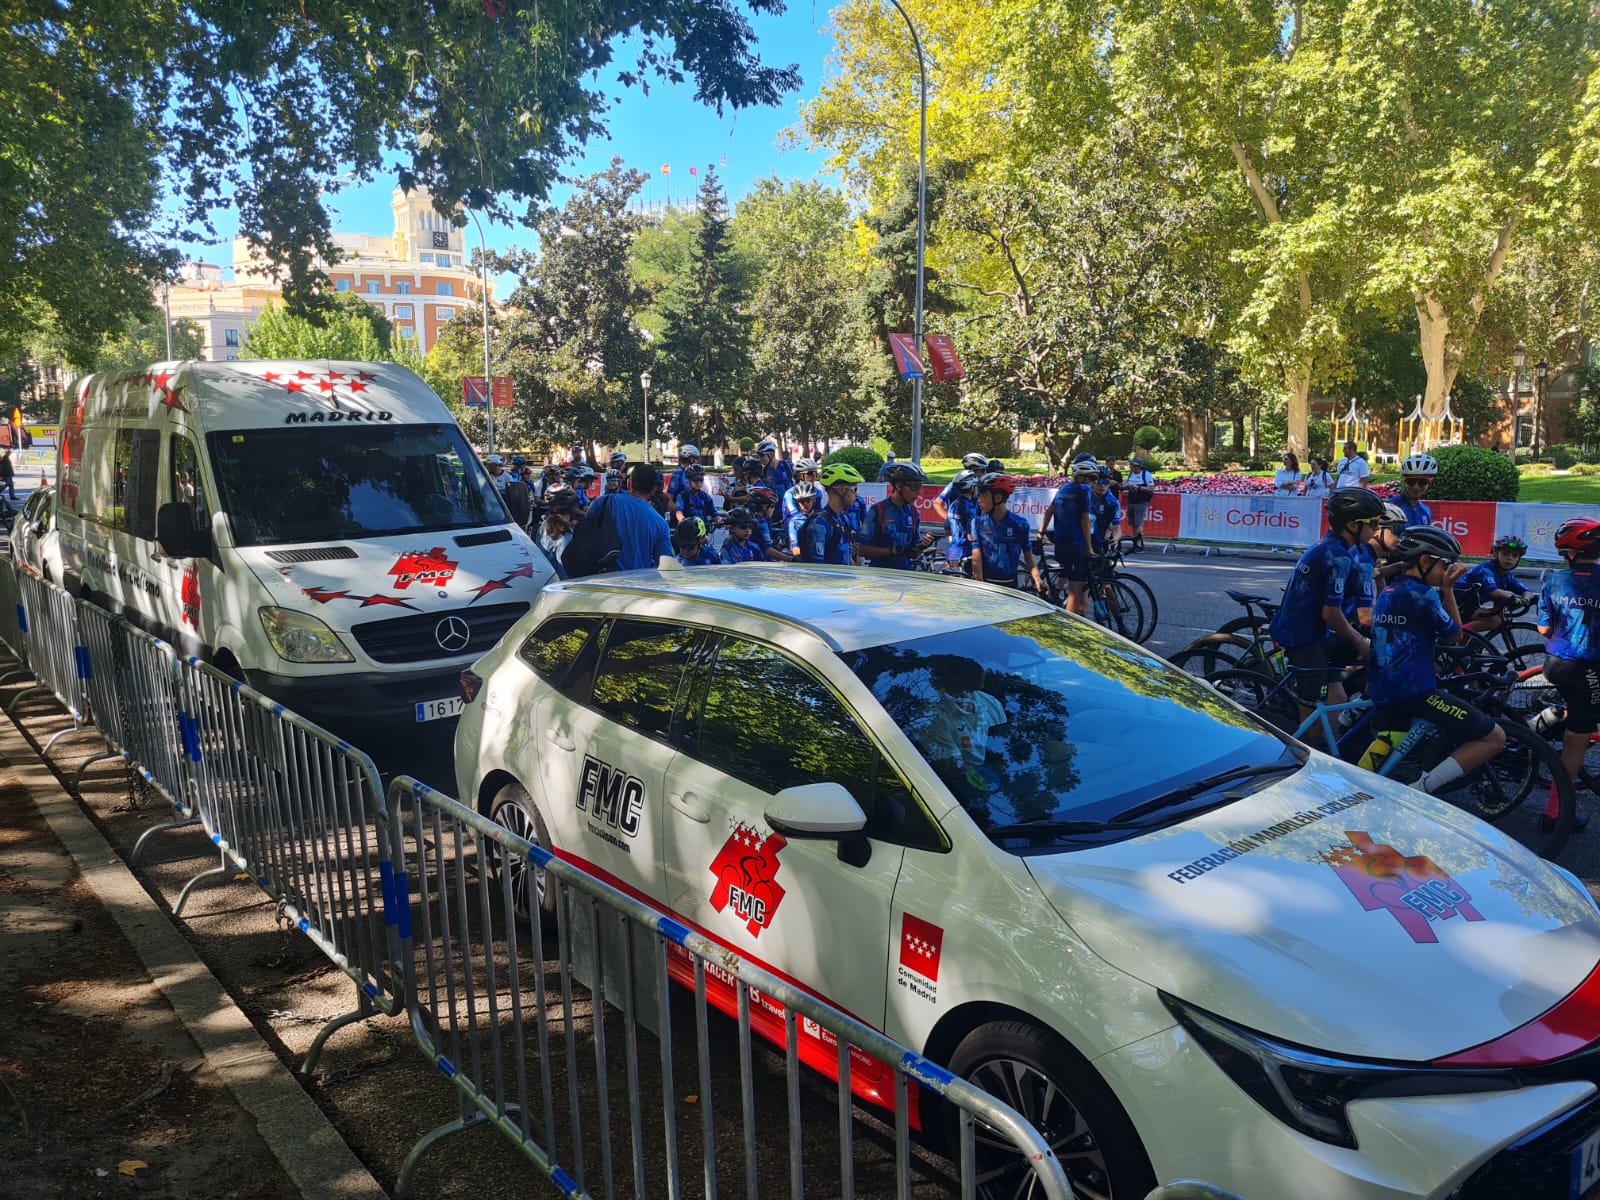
1026,758 -> 1600,1061
238,528 -> 553,626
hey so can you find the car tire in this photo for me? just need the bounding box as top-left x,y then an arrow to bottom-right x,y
485,781 -> 559,931
947,1019 -> 1155,1200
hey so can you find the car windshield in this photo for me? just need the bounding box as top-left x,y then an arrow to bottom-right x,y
207,424 -> 507,545
845,613 -> 1300,852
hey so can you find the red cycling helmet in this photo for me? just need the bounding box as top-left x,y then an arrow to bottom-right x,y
1555,517 -> 1600,555
977,472 -> 1017,498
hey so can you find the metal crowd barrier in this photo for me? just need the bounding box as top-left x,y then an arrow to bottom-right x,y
0,554 -> 30,682
384,775 -> 1074,1200
9,570 -> 98,756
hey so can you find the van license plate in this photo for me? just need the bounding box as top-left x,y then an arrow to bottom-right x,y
1573,1125 -> 1600,1198
415,696 -> 464,723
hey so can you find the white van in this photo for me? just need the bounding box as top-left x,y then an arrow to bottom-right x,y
55,360 -> 556,741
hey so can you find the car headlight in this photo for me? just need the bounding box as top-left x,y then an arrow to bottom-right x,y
258,607 -> 355,664
1162,993 -> 1516,1148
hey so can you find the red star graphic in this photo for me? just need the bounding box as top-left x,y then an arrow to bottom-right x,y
317,379 -> 336,392
356,593 -> 418,609
285,381 -> 304,393
150,371 -> 172,391
263,372 -> 280,383
296,371 -> 315,380
325,371 -> 344,381
356,371 -> 376,381
506,563 -> 536,580
466,578 -> 512,603
302,587 -> 350,604
348,382 -> 368,393
159,387 -> 187,412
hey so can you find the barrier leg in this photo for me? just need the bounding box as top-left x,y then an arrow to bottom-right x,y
394,1106 -> 490,1200
0,665 -> 31,685
130,815 -> 202,866
6,683 -> 48,712
173,849 -> 230,917
299,1003 -> 372,1077
42,721 -> 97,756
73,749 -> 124,789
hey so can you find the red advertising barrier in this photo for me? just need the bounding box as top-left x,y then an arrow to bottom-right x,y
1426,501 -> 1496,556
1124,492 -> 1181,541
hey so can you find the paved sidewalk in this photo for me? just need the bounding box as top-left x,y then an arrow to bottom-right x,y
0,712 -> 386,1200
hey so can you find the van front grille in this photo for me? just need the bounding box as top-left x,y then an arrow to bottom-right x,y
350,602 -> 529,664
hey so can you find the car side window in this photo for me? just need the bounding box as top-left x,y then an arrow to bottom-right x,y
688,637 -> 944,850
590,619 -> 697,741
518,615 -> 602,694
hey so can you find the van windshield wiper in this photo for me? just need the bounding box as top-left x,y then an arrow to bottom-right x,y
1109,762 -> 1301,826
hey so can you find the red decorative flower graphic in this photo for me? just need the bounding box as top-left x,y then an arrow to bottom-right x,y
179,563 -> 201,628
388,547 -> 458,589
709,824 -> 788,938
1320,831 -> 1484,944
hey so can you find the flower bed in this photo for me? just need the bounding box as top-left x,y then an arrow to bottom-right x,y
1016,473 -> 1398,499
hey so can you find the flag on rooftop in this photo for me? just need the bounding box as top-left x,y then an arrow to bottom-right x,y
661,163 -> 670,175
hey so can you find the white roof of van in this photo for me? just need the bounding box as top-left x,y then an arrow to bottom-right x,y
79,360 -> 450,429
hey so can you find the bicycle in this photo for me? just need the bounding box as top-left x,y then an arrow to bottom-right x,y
1169,589 -> 1283,678
1208,652 -> 1577,859
1034,542 -> 1158,643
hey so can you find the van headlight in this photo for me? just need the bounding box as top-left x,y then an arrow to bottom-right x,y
1162,994 -> 1516,1147
258,607 -> 355,664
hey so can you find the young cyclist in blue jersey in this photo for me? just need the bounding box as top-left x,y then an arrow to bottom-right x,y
859,461 -> 936,568
1536,518 -> 1600,832
673,517 -> 721,566
1039,457 -> 1097,615
667,445 -> 701,506
1367,526 -> 1505,794
747,487 -> 788,560
1089,467 -> 1122,555
755,439 -> 795,497
933,452 -> 991,522
1454,534 -> 1532,632
566,465 -> 596,511
677,466 -> 718,525
944,471 -> 980,567
796,464 -> 862,565
781,459 -> 819,520
785,481 -> 819,556
1395,452 -> 1437,527
719,508 -> 767,564
973,474 -> 1043,590
1268,487 -> 1387,732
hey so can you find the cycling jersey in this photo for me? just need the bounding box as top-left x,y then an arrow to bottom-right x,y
720,537 -> 765,564
1341,542 -> 1378,627
1369,577 -> 1460,706
668,466 -> 696,500
861,498 -> 922,568
1090,491 -> 1122,552
678,489 -> 717,523
1049,481 -> 1092,549
975,511 -> 1032,584
1540,564 -> 1600,663
1269,532 -> 1368,650
847,494 -> 868,536
786,508 -> 814,550
676,546 -> 722,567
1395,497 -> 1431,527
797,506 -> 854,565
763,461 -> 795,497
946,496 -> 976,564
749,515 -> 774,551
1454,560 -> 1527,614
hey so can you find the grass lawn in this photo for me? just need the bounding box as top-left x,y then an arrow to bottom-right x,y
919,456 -> 1050,485
1516,473 -> 1600,504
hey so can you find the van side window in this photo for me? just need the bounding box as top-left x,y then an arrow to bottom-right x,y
170,436 -> 210,534
101,428 -> 160,539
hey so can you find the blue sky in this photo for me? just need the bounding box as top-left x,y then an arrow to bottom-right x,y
180,3 -> 842,289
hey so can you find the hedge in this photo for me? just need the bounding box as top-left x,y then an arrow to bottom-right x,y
1429,445 -> 1520,502
821,445 -> 884,480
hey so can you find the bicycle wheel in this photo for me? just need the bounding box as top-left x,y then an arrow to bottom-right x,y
1208,668 -> 1300,734
1444,720 -> 1577,860
1169,632 -> 1254,678
1097,580 -> 1145,641
1111,571 -> 1158,644
1500,644 -> 1553,722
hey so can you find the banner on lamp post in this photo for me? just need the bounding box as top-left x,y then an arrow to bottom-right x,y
463,376 -> 488,407
887,333 -> 925,380
490,376 -> 513,408
923,334 -> 964,381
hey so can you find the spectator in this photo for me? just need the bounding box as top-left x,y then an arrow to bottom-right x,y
1274,451 -> 1303,496
876,450 -> 898,483
1303,457 -> 1334,498
0,450 -> 15,501
538,489 -> 578,566
1123,458 -> 1156,551
610,464 -> 673,570
1334,441 -> 1370,489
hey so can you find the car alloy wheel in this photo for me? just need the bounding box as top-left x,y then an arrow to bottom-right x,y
487,782 -> 557,928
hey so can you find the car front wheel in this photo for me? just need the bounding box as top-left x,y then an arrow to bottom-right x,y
948,1020 -> 1154,1200
486,781 -> 558,930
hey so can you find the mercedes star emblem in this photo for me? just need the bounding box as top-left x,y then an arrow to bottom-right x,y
435,615 -> 471,653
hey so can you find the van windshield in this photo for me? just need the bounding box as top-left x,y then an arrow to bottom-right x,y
207,425 -> 508,545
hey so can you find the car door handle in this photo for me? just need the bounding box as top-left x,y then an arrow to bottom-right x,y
670,791 -> 709,822
546,730 -> 574,752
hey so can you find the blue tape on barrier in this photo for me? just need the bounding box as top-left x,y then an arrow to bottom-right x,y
297,918 -> 309,933
655,915 -> 691,946
336,739 -> 352,753
551,1168 -> 580,1198
15,605 -> 25,634
74,646 -> 91,680
272,703 -> 285,717
527,843 -> 553,868
379,861 -> 398,926
899,1052 -> 955,1091
257,876 -> 268,888
362,982 -> 377,999
395,871 -> 412,939
232,680 -> 244,692
178,712 -> 201,763
436,1055 -> 455,1078
211,834 -> 221,846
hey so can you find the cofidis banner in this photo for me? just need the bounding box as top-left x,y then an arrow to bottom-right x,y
1178,494 -> 1323,548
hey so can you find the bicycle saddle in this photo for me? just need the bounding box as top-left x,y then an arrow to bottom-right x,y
1226,589 -> 1277,607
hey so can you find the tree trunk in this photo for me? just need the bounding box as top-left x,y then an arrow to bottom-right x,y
1181,410 -> 1208,467
1231,413 -> 1246,455
1249,405 -> 1260,461
1415,295 -> 1459,419
1285,363 -> 1312,456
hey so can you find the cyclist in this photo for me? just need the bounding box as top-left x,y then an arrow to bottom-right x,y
1267,487 -> 1386,732
1395,452 -> 1437,526
483,453 -> 509,493
668,444 -> 701,505
1367,526 -> 1505,794
677,465 -> 718,525
1089,466 -> 1122,555
603,468 -> 624,495
539,487 -> 579,566
933,452 -> 991,522
719,508 -> 766,564
755,439 -> 795,496
673,516 -> 721,566
944,471 -> 980,568
781,458 -> 819,520
1535,517 -> 1600,832
786,480 -> 820,555
530,462 -> 562,504
608,449 -> 628,473
566,464 -> 596,511
972,474 -> 1044,591
795,464 -> 862,565
1454,533 -> 1531,633
748,486 -> 788,559
1039,457 -> 1097,615
860,461 -> 936,568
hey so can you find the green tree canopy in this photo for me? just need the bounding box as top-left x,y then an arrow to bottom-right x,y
241,293 -> 396,360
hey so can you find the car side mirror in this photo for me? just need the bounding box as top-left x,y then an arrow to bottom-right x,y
156,502 -> 199,559
765,782 -> 871,868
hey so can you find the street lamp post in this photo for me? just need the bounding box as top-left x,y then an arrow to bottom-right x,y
162,281 -> 174,361
1535,358 -> 1550,458
885,0 -> 928,467
1512,341 -> 1527,452
640,372 -> 652,464
469,211 -> 495,454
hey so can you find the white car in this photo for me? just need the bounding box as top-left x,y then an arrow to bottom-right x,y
454,564 -> 1600,1200
10,485 -> 62,582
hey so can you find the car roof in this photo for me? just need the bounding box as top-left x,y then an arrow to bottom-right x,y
551,564 -> 1053,651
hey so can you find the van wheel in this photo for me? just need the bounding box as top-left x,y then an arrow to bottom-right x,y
213,652 -> 246,683
485,782 -> 558,932
947,1020 -> 1154,1200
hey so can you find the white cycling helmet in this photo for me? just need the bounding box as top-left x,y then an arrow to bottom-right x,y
1381,502 -> 1408,528
794,458 -> 818,473
680,444 -> 701,458
791,480 -> 820,501
756,439 -> 779,455
1072,456 -> 1100,478
1401,452 -> 1438,477
961,452 -> 989,471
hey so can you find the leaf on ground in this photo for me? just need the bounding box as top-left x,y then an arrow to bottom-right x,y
233,873 -> 252,882
684,1094 -> 698,1105
117,1160 -> 147,1176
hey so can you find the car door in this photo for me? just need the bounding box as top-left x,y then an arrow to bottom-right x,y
661,633 -> 936,1034
533,616 -> 700,905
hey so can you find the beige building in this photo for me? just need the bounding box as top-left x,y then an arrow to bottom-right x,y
163,262 -> 280,361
